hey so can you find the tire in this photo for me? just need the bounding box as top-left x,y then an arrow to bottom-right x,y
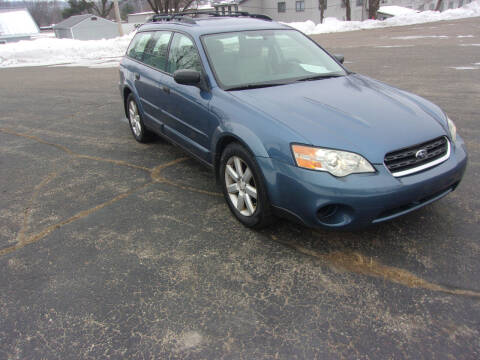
126,93 -> 153,143
220,142 -> 274,229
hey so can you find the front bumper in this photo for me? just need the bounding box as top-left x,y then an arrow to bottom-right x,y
257,137 -> 468,230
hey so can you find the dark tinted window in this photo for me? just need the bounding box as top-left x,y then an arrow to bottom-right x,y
167,33 -> 202,74
143,31 -> 172,71
127,32 -> 153,61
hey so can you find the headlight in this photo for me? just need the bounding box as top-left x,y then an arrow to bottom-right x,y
291,144 -> 375,177
447,117 -> 457,143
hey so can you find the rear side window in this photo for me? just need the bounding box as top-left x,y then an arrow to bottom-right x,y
127,32 -> 153,61
167,33 -> 202,74
143,31 -> 172,71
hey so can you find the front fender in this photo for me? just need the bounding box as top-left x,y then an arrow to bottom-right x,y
208,88 -> 308,167
211,125 -> 270,159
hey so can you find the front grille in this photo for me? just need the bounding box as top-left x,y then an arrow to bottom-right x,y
384,137 -> 449,176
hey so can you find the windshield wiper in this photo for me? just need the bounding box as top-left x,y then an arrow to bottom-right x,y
296,73 -> 344,82
225,82 -> 289,91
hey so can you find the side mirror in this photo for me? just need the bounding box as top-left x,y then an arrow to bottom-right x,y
173,69 -> 201,86
334,54 -> 345,64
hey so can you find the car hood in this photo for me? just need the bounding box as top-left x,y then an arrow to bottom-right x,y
229,74 -> 449,164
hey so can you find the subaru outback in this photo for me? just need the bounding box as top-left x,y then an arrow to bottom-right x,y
118,12 -> 467,229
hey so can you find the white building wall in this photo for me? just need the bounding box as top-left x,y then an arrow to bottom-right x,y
71,18 -> 120,40
54,28 -> 72,39
127,12 -> 155,24
239,0 -> 471,22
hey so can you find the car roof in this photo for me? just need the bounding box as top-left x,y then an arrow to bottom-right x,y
137,16 -> 290,37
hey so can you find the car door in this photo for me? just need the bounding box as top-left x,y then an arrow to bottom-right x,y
126,32 -> 155,127
161,32 -> 216,163
133,31 -> 172,132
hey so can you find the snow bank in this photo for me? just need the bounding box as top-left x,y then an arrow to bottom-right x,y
0,33 -> 134,68
285,0 -> 480,35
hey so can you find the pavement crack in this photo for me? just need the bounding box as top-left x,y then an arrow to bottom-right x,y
0,128 -> 221,256
271,235 -> 480,299
16,171 -> 57,244
0,127 -> 151,172
1,182 -> 153,257
1,128 -> 223,196
151,158 -> 222,197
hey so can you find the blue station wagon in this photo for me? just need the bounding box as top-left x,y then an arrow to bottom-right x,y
119,12 -> 467,230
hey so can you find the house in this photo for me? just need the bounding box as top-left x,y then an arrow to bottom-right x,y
53,14 -> 120,41
127,11 -> 155,25
0,8 -> 39,43
235,0 -> 473,22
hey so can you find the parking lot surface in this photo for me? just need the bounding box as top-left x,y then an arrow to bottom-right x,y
1,17 -> 479,359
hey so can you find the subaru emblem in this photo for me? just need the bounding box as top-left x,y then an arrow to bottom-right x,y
415,149 -> 428,159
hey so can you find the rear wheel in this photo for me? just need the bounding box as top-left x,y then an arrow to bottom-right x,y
127,94 -> 152,143
220,143 -> 274,229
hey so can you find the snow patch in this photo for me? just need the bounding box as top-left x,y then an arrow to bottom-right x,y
374,45 -> 415,48
285,0 -> 480,35
390,35 -> 448,39
450,66 -> 479,70
0,34 -> 134,68
378,6 -> 419,17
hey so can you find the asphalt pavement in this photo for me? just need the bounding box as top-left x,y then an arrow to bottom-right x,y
1,17 -> 479,359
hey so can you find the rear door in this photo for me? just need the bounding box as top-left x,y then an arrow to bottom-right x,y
125,32 -> 155,126
132,31 -> 172,131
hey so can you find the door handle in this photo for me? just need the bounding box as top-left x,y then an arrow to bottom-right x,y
134,73 -> 140,80
162,86 -> 170,94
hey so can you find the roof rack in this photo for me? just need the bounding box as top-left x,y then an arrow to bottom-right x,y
147,10 -> 272,24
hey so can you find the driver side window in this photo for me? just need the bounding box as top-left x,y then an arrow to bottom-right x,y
167,33 -> 202,74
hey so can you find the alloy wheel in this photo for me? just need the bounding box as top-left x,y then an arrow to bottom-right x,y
224,156 -> 258,216
128,100 -> 142,137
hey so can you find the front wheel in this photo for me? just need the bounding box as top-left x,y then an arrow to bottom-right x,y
220,143 -> 274,229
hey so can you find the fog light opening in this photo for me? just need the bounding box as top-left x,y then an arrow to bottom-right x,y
316,204 -> 354,227
317,204 -> 338,221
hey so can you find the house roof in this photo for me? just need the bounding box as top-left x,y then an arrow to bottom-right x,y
53,14 -> 110,30
378,6 -> 419,17
128,11 -> 155,16
0,8 -> 39,37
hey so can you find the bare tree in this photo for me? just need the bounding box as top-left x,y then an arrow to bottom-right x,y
435,0 -> 444,11
343,0 -> 351,21
368,0 -> 380,19
319,0 -> 326,23
91,0 -> 114,18
145,0 -> 195,14
27,1 -> 50,26
25,0 -> 64,26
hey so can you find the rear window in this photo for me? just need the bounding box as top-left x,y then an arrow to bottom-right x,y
127,32 -> 153,61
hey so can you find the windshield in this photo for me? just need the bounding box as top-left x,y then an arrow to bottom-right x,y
202,29 -> 346,90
